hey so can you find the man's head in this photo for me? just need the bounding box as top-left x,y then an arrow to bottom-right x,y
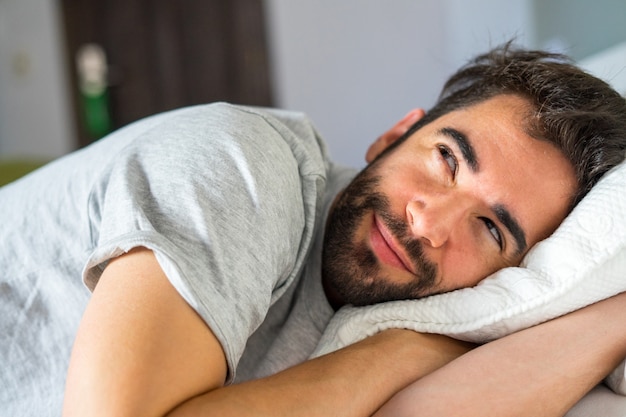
391,42 -> 626,205
322,43 -> 626,309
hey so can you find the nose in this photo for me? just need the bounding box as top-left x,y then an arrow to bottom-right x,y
406,196 -> 468,248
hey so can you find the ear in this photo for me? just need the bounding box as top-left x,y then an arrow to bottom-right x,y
365,108 -> 426,163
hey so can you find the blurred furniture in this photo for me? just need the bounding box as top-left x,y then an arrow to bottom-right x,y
0,159 -> 46,187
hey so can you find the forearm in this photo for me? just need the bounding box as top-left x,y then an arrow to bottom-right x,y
375,292 -> 626,417
62,248 -> 467,417
167,329 -> 472,417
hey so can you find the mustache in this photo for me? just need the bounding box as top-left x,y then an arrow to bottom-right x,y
338,172 -> 436,280
370,196 -> 435,279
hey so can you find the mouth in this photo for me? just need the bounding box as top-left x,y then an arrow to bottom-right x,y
370,213 -> 415,274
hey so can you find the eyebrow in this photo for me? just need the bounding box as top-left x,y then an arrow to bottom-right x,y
493,204 -> 528,255
439,127 -> 527,254
439,127 -> 479,172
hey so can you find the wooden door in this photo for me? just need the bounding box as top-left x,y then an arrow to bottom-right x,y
61,0 -> 274,146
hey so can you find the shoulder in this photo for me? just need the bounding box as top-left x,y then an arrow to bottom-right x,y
113,103 -> 328,182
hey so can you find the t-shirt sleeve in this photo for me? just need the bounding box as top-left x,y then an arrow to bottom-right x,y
82,103 -> 320,380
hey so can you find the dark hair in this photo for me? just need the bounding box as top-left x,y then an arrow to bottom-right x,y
401,42 -> 626,206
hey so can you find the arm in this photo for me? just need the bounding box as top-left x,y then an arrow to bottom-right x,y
375,291 -> 626,417
63,247 -> 471,417
167,328 -> 471,417
62,247 -> 228,417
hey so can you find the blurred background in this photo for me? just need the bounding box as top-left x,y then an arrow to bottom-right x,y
1,0 -> 625,178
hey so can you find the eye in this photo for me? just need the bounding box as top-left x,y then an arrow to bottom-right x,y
438,145 -> 458,177
480,217 -> 503,249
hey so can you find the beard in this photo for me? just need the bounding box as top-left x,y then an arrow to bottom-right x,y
321,166 -> 438,308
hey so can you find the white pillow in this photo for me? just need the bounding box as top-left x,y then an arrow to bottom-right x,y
313,158 -> 626,393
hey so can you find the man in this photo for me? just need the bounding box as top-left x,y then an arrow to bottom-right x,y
1,44 -> 625,416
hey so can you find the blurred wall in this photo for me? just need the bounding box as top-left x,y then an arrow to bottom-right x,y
264,0 -> 533,168
534,0 -> 626,60
0,0 -> 624,167
0,0 -> 73,159
533,0 -> 626,98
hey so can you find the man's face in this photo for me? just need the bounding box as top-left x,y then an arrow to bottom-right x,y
322,95 -> 577,308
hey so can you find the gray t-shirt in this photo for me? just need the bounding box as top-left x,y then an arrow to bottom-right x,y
0,103 -> 357,416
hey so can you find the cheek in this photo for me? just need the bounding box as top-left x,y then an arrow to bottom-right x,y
436,245 -> 504,291
375,155 -> 439,202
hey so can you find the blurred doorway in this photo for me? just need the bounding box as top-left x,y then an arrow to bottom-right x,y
61,0 -> 274,146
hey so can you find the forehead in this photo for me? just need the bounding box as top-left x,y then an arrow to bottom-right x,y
417,94 -> 577,250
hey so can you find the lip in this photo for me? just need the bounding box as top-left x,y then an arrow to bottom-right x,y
370,214 -> 415,274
